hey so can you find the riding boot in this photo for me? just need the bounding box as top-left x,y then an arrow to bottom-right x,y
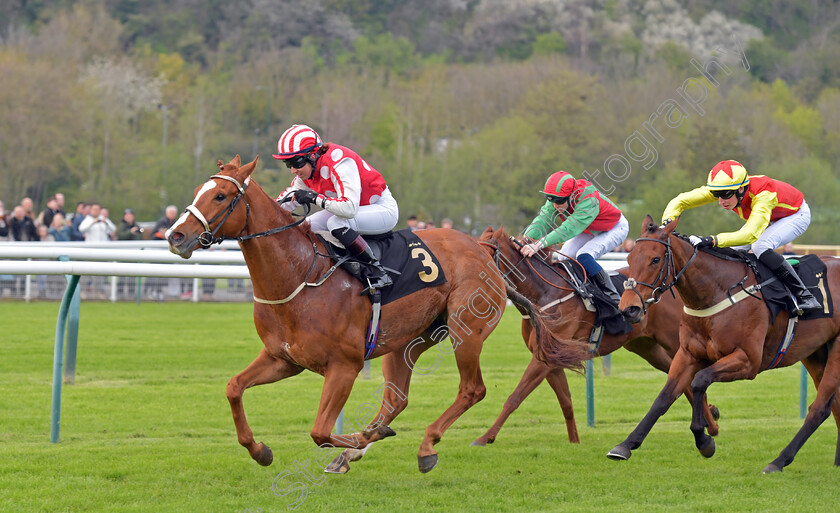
331,227 -> 393,295
591,270 -> 622,306
759,250 -> 821,314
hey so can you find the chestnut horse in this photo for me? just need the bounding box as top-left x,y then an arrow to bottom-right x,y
471,226 -> 719,446
610,215 -> 840,472
166,156 -> 589,473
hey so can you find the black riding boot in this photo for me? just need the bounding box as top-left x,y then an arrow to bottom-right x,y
591,269 -> 622,306
759,250 -> 821,314
331,227 -> 393,295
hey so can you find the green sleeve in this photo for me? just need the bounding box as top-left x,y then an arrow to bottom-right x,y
524,196 -> 600,248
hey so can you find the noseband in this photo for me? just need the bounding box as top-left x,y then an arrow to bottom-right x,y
184,174 -> 309,248
623,235 -> 698,314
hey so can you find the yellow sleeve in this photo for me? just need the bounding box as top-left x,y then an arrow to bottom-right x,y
715,191 -> 776,247
661,187 -> 716,223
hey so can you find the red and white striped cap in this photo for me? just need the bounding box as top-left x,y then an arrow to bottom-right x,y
272,124 -> 323,160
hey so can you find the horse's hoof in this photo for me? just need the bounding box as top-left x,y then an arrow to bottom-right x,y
324,454 -> 351,474
254,442 -> 273,466
418,453 -> 438,473
378,425 -> 396,439
606,445 -> 631,460
710,404 -> 721,421
762,463 -> 782,474
698,437 -> 716,458
470,439 -> 487,447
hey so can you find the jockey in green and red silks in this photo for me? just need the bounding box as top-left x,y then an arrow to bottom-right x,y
521,170 -> 629,305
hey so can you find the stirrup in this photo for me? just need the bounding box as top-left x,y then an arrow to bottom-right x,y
360,273 -> 393,296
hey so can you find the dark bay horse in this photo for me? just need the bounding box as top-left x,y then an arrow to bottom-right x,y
471,226 -> 719,446
166,155 -> 590,473
611,215 -> 840,472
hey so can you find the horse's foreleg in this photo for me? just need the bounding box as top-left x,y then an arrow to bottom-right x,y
472,353 -> 554,446
607,347 -> 700,461
227,349 -> 304,466
625,338 -> 720,437
764,339 -> 840,473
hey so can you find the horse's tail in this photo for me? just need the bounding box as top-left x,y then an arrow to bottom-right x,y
505,284 -> 588,371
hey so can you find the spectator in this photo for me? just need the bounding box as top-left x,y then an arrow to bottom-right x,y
621,238 -> 635,252
70,202 -> 89,241
152,205 -> 178,240
117,209 -> 144,240
20,197 -> 35,220
9,205 -> 37,241
54,193 -> 67,217
426,221 -> 436,229
416,220 -> 427,230
79,203 -> 116,242
407,215 -> 419,231
36,224 -> 53,242
441,218 -> 454,230
38,195 -> 61,228
0,200 -> 9,241
100,208 -> 117,240
783,242 -> 796,256
49,213 -> 72,242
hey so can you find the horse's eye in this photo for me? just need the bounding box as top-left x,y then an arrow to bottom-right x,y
651,257 -> 661,264
215,193 -> 226,201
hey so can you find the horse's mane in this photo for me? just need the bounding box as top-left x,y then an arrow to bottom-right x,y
242,176 -> 316,239
672,231 -> 751,263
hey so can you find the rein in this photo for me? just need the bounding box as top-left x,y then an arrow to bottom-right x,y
478,237 -> 583,292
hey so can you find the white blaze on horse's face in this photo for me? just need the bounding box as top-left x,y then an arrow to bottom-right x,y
166,180 -> 217,239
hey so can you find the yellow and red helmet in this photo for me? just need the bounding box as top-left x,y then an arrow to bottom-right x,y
540,171 -> 575,202
706,160 -> 750,191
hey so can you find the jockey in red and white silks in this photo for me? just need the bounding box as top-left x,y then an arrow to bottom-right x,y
276,142 -> 399,238
273,124 -> 398,293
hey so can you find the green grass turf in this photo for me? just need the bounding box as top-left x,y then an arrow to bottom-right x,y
0,301 -> 838,512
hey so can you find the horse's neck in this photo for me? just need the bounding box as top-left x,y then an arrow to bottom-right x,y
239,191 -> 325,300
669,237 -> 745,309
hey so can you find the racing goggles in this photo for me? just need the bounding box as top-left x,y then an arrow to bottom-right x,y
284,155 -> 310,169
545,194 -> 570,204
710,189 -> 737,199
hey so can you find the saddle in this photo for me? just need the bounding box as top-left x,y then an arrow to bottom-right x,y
320,228 -> 447,306
699,246 -> 832,323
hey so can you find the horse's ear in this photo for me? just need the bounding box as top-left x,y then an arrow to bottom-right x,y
232,154 -> 242,167
642,214 -> 656,235
239,155 -> 259,179
217,160 -> 224,170
662,216 -> 678,234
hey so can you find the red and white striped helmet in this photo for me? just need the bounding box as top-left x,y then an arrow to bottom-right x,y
272,124 -> 323,160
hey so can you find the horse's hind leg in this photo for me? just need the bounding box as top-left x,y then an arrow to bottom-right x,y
764,340 -> 840,473
801,351 -> 840,467
227,348 -> 304,466
471,352 -> 571,446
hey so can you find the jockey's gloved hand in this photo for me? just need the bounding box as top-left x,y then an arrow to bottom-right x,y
521,239 -> 544,257
689,235 -> 715,248
293,189 -> 319,205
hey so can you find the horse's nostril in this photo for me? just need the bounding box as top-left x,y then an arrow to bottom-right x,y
170,232 -> 184,244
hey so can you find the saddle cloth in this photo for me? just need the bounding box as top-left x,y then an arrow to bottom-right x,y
333,228 -> 447,305
559,261 -> 633,336
753,254 -> 833,322
702,246 -> 832,323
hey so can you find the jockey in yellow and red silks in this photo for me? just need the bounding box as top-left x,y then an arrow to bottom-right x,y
521,170 -> 629,306
662,159 -> 820,314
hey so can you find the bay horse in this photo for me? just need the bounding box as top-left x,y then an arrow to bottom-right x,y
471,226 -> 719,446
165,155 -> 590,473
610,215 -> 840,472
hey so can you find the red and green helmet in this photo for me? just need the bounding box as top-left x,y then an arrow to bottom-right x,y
540,171 -> 575,202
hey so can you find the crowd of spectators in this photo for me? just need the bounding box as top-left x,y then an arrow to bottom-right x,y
406,215 -> 456,232
0,193 -> 214,300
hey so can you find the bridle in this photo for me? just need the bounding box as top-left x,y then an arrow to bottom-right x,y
623,234 -> 698,314
183,174 -> 310,248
